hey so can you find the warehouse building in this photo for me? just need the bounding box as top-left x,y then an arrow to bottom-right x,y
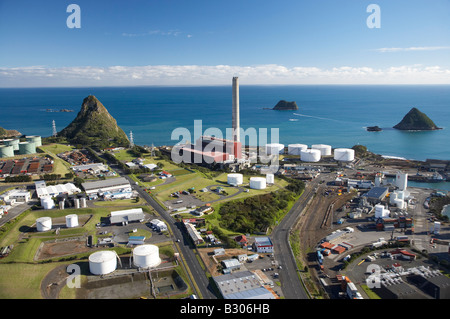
71,163 -> 109,174
81,177 -> 131,198
35,180 -> 81,198
221,259 -> 242,273
407,273 -> 450,299
363,186 -> 389,204
110,208 -> 145,226
213,270 -> 276,299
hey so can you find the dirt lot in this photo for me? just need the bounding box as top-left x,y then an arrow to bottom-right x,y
37,239 -> 90,260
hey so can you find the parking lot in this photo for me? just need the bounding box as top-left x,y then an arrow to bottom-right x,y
96,213 -> 173,246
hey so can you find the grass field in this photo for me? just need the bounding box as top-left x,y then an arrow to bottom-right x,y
0,262 -> 69,298
39,143 -> 75,155
0,204 -> 159,299
37,143 -> 75,177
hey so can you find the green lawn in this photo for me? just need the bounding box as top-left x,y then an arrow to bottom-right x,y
0,262 -> 69,299
0,204 -> 159,299
39,143 -> 74,155
37,143 -> 75,177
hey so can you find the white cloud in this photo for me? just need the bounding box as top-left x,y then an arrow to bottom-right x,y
122,30 -> 183,37
0,64 -> 449,87
374,46 -> 450,53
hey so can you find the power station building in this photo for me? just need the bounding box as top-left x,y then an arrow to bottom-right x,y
179,136 -> 242,165
176,77 -> 243,165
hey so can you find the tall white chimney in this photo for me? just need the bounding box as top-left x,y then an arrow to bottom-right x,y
232,77 -> 240,143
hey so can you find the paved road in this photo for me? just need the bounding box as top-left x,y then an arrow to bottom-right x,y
271,179 -> 320,299
108,163 -> 217,299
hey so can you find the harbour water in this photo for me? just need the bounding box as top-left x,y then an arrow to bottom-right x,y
0,85 -> 449,161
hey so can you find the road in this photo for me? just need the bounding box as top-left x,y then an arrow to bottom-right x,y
271,178 -> 319,299
103,151 -> 320,300
108,163 -> 217,299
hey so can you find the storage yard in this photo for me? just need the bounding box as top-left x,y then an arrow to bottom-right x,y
0,157 -> 53,177
287,154 -> 450,299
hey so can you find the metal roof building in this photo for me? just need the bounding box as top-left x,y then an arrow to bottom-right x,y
184,222 -> 204,245
35,180 -> 81,198
363,186 -> 389,203
213,270 -> 275,299
110,208 -> 145,225
221,259 -> 242,272
81,177 -> 131,195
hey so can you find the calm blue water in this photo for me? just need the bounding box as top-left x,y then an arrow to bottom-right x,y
0,85 -> 449,162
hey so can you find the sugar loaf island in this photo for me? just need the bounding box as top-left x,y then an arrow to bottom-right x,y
0,77 -> 449,302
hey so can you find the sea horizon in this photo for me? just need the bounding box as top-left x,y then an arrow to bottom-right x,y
1,84 -> 449,163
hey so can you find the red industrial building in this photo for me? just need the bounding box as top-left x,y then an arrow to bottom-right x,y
179,136 -> 242,165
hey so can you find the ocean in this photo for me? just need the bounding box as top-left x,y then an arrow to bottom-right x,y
0,85 -> 449,161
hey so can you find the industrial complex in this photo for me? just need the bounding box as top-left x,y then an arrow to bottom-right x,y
0,77 -> 449,301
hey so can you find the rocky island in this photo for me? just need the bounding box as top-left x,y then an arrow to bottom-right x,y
58,95 -> 130,148
366,126 -> 382,132
393,107 -> 441,131
272,100 -> 298,110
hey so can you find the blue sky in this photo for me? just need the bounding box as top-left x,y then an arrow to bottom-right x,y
0,0 -> 449,86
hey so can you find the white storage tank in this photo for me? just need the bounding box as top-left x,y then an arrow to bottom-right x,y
265,143 -> 285,155
89,250 -> 117,275
3,138 -> 20,151
287,144 -> 308,155
250,177 -> 267,190
18,141 -> 36,155
133,244 -> 162,269
334,148 -> 355,162
311,144 -> 332,156
74,198 -> 80,209
227,173 -> 243,186
300,149 -> 321,162
25,135 -> 42,147
65,214 -> 79,228
266,173 -> 275,184
36,217 -> 52,232
41,196 -> 55,210
80,197 -> 87,208
0,145 -> 14,158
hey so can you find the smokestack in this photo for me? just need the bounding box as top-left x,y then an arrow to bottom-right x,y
232,77 -> 240,143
